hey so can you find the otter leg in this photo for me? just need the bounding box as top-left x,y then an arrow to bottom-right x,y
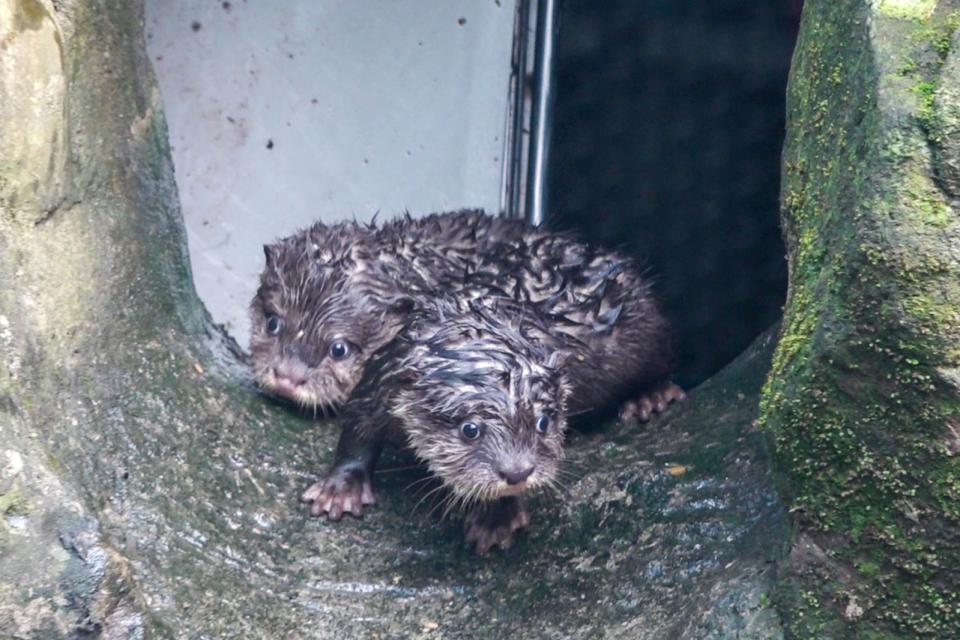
463,496 -> 531,555
301,423 -> 382,520
619,380 -> 686,424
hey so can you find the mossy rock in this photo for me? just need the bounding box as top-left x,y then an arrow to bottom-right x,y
762,1 -> 960,636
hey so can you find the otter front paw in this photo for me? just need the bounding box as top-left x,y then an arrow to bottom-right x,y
464,497 -> 531,555
619,381 -> 686,424
301,465 -> 376,520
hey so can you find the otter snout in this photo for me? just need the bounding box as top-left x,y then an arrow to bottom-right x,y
498,465 -> 535,486
273,364 -> 308,387
273,366 -> 306,387
269,359 -> 312,398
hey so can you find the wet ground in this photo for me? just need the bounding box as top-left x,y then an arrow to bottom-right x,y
2,323 -> 785,638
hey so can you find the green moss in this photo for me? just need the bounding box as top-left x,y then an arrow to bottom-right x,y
913,80 -> 940,136
932,12 -> 960,57
876,0 -> 936,21
895,11 -> 960,142
929,463 -> 960,519
856,560 -> 881,577
0,486 -> 26,515
763,1 -> 960,637
902,293 -> 960,330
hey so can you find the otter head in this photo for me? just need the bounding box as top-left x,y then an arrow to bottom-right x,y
249,222 -> 411,410
391,301 -> 570,505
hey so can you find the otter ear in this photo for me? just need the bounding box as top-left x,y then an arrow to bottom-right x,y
263,244 -> 278,269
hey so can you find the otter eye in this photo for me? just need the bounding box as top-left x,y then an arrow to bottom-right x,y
460,422 -> 481,440
265,315 -> 283,335
329,341 -> 350,360
536,415 -> 550,434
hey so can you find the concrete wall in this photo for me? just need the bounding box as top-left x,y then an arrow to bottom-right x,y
145,0 -> 516,340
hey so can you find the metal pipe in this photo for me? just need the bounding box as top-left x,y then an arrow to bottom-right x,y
524,0 -> 558,227
504,0 -> 531,220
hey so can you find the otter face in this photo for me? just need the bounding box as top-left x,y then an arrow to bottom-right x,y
249,229 -> 389,411
390,305 -> 570,505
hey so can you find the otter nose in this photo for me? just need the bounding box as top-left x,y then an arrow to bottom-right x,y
498,466 -> 535,485
273,366 -> 306,387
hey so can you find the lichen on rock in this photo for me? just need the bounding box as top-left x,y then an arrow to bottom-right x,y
762,1 -> 960,636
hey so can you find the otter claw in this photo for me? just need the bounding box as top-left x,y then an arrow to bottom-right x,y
464,497 -> 530,555
619,381 -> 686,425
301,466 -> 376,521
301,482 -> 325,504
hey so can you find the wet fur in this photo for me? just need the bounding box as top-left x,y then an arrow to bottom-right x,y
303,296 -> 570,551
343,296 -> 571,505
262,211 -> 675,551
250,210 -> 672,417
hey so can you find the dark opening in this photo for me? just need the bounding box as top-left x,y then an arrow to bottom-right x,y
550,1 -> 802,386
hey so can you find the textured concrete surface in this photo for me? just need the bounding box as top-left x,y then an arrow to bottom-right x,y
145,0 -> 517,338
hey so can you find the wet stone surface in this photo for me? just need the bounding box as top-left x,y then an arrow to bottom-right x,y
2,326 -> 785,638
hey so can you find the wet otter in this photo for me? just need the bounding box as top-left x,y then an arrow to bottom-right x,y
250,210 -> 683,422
300,296 -> 571,553
249,211 -> 520,411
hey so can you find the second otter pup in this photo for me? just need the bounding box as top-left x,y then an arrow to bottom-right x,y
301,296 -> 570,553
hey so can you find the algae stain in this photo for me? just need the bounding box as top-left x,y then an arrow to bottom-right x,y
12,0 -> 47,32
0,0 -> 68,226
876,0 -> 936,21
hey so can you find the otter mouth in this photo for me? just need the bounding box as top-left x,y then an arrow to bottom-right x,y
436,471 -> 556,507
257,369 -> 330,410
270,378 -> 314,402
498,482 -> 530,497
263,380 -> 318,406
493,473 -> 547,498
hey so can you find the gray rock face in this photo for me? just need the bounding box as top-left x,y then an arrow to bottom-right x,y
1,321 -> 785,638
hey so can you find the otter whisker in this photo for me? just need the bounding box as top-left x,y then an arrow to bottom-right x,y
382,464 -> 428,475
443,490 -> 471,522
440,488 -> 474,523
543,476 -> 566,499
403,476 -> 440,503
417,484 -> 451,519
555,467 -> 584,483
431,491 -> 455,522
407,475 -> 443,500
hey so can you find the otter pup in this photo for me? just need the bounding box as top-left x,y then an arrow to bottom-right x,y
301,296 -> 570,553
250,210 -> 683,422
249,211 -> 521,411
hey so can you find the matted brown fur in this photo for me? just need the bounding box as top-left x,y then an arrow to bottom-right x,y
301,294 -> 572,552
250,209 -> 672,417
347,295 -> 570,503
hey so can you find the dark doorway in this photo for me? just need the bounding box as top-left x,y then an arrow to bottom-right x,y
550,1 -> 802,386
